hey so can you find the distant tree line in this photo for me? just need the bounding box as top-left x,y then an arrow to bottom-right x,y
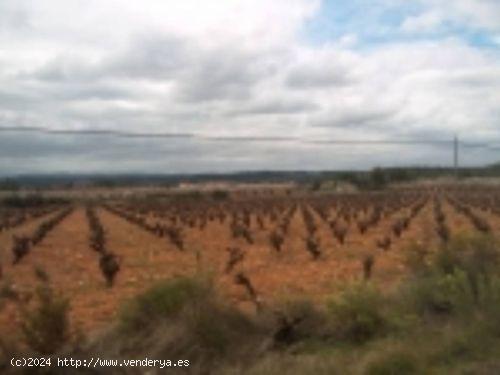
1,163 -> 500,191
312,164 -> 500,191
1,194 -> 69,208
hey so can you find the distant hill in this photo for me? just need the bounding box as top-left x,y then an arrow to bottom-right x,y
1,163 -> 500,189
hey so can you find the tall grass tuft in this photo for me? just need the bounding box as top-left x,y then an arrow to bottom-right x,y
20,284 -> 70,355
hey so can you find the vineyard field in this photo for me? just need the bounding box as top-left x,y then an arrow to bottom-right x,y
1,185 -> 500,335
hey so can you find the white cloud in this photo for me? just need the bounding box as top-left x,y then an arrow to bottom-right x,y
338,34 -> 359,48
399,0 -> 500,35
401,11 -> 444,33
421,0 -> 500,32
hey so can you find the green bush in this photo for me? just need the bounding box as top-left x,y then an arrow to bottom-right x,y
401,234 -> 500,317
435,234 -> 498,277
328,283 -> 386,344
404,270 -> 477,317
120,276 -> 211,331
187,304 -> 256,356
428,328 -> 484,366
190,309 -> 230,354
118,275 -> 261,364
21,285 -> 70,354
405,273 -> 500,319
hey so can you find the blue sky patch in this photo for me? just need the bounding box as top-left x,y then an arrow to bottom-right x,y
302,0 -> 500,50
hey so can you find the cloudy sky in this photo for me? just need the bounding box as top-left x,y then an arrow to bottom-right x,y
0,0 -> 499,175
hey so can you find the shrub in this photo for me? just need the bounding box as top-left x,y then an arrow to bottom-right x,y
117,275 -> 260,365
327,283 -> 386,344
20,284 -> 70,354
428,327 -> 486,366
271,299 -> 327,347
434,234 -> 499,278
403,270 -> 473,317
186,304 -> 256,356
401,234 -> 500,317
120,276 -> 211,331
190,308 -> 230,354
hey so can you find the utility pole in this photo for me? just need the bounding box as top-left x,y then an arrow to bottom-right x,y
454,135 -> 459,178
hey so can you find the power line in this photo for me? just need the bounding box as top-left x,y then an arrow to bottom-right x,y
0,126 -> 193,139
0,126 -> 497,148
309,139 -> 452,145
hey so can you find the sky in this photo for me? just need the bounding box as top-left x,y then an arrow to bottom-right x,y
0,0 -> 499,175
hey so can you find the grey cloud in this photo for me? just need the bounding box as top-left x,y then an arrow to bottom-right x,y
0,1 -> 31,33
26,35 -> 192,84
0,89 -> 40,110
23,81 -> 134,102
0,130 -> 472,175
24,35 -> 273,105
286,64 -> 353,89
27,57 -> 101,83
175,47 -> 277,103
51,85 -> 134,101
312,107 -> 396,129
0,131 -> 288,175
387,125 -> 457,145
32,60 -> 82,82
226,98 -> 319,116
105,35 -> 193,80
446,68 -> 500,88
